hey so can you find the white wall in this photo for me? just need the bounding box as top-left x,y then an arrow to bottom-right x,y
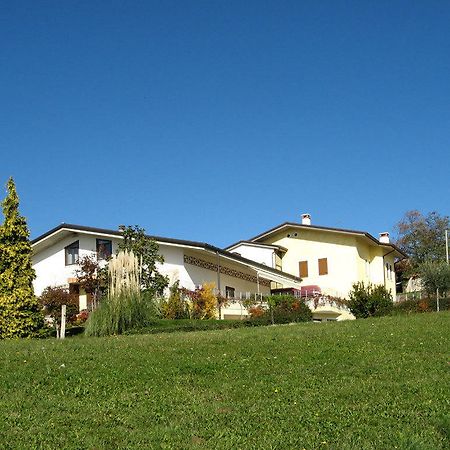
229,244 -> 275,267
32,237 -> 272,319
32,233 -> 120,295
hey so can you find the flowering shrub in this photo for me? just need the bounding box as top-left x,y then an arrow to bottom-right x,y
182,283 -> 217,319
248,306 -> 265,318
75,310 -> 89,325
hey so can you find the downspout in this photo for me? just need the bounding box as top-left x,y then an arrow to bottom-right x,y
216,251 -> 222,319
216,250 -> 221,293
256,272 -> 260,298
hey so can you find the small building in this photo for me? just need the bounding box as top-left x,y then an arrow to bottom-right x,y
31,223 -> 302,319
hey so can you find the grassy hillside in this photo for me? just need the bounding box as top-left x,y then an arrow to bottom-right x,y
1,313 -> 449,449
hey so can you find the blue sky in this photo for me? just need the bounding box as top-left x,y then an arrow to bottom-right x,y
1,1 -> 449,247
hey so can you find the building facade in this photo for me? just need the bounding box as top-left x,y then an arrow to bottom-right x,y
31,224 -> 302,319
226,214 -> 406,299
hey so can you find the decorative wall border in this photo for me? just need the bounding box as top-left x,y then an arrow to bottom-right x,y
184,255 -> 271,287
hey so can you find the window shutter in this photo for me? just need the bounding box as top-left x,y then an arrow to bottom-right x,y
318,258 -> 328,275
299,261 -> 308,278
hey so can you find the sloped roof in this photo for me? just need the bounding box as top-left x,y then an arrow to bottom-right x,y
32,223 -> 303,283
226,222 -> 408,258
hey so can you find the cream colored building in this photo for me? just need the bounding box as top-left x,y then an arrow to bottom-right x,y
226,214 -> 407,321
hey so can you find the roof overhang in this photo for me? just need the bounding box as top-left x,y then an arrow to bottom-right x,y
228,222 -> 407,259
225,240 -> 288,253
32,223 -> 302,287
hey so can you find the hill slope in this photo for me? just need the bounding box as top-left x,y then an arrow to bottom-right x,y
1,312 -> 449,449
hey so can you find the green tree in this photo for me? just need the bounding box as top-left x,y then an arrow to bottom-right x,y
0,178 -> 43,338
118,225 -> 168,296
418,261 -> 450,300
347,282 -> 393,318
395,210 -> 449,273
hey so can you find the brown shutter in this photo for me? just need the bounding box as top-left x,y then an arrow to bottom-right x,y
318,258 -> 328,275
299,261 -> 308,278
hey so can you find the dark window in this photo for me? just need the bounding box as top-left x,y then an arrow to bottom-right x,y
96,239 -> 112,260
225,286 -> 235,299
318,258 -> 328,276
65,241 -> 79,265
299,261 -> 308,278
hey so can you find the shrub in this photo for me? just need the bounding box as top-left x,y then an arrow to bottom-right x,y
74,309 -> 89,325
248,306 -> 265,318
347,282 -> 393,318
186,283 -> 218,320
392,297 -> 450,315
85,291 -> 158,337
161,281 -> 189,319
39,286 -> 79,337
85,250 -> 159,337
250,295 -> 312,325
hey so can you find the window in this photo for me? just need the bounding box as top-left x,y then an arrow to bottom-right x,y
387,263 -> 393,281
96,239 -> 112,260
225,286 -> 235,299
65,241 -> 79,265
299,261 -> 308,278
318,258 -> 328,276
365,259 -> 370,278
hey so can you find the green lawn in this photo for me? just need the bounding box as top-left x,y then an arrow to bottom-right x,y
1,313 -> 449,449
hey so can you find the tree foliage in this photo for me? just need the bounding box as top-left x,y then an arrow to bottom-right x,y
418,261 -> 450,297
118,225 -> 168,296
394,210 -> 449,273
0,177 -> 43,338
74,255 -> 107,310
39,286 -> 78,335
347,282 -> 393,318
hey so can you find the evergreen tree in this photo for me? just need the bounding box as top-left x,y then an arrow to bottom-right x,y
0,178 -> 43,338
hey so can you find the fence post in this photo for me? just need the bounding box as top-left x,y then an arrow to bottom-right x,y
436,288 -> 440,312
61,304 -> 66,339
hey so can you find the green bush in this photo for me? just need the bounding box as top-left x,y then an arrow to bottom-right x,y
85,292 -> 159,337
252,295 -> 312,325
347,282 -> 393,318
161,281 -> 189,319
392,297 -> 450,315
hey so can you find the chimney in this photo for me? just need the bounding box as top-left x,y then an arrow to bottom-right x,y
301,213 -> 311,226
379,232 -> 390,243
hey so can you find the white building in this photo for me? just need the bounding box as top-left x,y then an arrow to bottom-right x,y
31,223 -> 302,319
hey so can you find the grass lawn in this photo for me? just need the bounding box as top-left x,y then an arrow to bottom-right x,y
1,313 -> 449,449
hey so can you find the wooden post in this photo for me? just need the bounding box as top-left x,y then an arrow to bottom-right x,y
61,305 -> 66,339
436,288 -> 440,312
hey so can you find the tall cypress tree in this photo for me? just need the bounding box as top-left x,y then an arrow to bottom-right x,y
0,177 -> 43,338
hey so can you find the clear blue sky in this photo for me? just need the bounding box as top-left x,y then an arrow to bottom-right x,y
1,1 -> 449,247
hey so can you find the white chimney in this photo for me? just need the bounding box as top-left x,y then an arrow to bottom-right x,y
301,213 -> 311,226
379,232 -> 390,243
